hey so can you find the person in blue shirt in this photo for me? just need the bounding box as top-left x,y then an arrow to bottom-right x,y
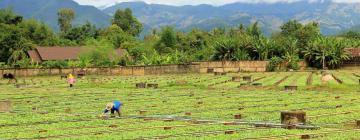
103,100 -> 122,117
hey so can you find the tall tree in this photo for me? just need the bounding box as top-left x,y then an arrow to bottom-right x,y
155,26 -> 177,54
112,8 -> 143,36
57,8 -> 75,32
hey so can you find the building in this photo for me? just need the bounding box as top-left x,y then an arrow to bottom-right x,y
27,47 -> 128,64
344,48 -> 360,66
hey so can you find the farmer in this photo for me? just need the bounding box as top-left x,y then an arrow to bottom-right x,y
103,100 -> 122,117
67,73 -> 75,87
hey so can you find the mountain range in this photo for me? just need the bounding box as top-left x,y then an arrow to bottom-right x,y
0,0 -> 110,30
1,0 -> 360,36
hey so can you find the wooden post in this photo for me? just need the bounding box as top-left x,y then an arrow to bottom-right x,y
234,114 -> 242,119
207,68 -> 214,73
0,101 -> 11,112
164,126 -> 172,130
243,76 -> 252,82
301,135 -> 311,139
139,110 -> 147,115
356,120 -> 360,127
225,130 -> 235,134
147,84 -> 159,89
281,110 -> 306,128
136,83 -> 146,88
285,85 -> 298,91
232,76 -> 242,82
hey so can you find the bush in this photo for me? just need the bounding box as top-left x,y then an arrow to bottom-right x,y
42,60 -> 68,68
266,56 -> 283,71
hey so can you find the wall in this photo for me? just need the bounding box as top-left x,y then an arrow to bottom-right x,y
0,61 -> 273,77
194,61 -> 269,73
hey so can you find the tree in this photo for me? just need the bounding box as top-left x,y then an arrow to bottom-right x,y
304,37 -> 350,69
63,22 -> 99,44
57,8 -> 75,32
279,20 -> 320,58
0,24 -> 34,64
247,22 -> 262,39
0,8 -> 23,25
112,8 -> 143,36
99,24 -> 135,48
280,20 -> 302,37
155,26 -> 177,54
19,19 -> 57,45
212,37 -> 250,61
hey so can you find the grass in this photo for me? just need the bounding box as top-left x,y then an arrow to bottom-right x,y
0,70 -> 360,139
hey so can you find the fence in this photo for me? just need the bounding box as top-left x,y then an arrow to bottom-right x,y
0,64 -> 200,77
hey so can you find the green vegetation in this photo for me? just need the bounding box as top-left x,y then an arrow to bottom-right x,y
1,71 -> 360,139
0,8 -> 359,69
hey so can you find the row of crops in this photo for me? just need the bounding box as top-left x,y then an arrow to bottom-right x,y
0,70 -> 359,139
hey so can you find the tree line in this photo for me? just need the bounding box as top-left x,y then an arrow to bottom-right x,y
0,7 -> 359,70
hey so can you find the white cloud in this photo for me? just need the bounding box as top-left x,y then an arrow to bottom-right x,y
73,0 -> 360,7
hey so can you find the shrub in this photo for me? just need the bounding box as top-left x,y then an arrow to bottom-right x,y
266,56 -> 283,71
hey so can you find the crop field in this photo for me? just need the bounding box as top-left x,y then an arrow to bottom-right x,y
1,70 -> 360,140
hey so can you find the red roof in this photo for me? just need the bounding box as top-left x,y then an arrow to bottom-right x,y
27,50 -> 42,63
27,47 -> 128,63
345,48 -> 360,57
36,47 -> 83,61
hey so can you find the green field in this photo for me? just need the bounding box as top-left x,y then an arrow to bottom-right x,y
1,70 -> 360,140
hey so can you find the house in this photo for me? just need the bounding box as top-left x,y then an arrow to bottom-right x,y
344,48 -> 360,66
27,47 -> 128,63
346,48 -> 360,58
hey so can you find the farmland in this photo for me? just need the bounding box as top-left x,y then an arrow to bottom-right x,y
1,70 -> 360,139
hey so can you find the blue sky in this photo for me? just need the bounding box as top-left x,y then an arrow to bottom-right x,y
73,0 -> 360,7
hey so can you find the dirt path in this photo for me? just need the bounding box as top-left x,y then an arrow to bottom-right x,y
331,74 -> 343,84
274,75 -> 292,86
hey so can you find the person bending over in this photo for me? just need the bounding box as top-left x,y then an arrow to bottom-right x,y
103,100 -> 122,117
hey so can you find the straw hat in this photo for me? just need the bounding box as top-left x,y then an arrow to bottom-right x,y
106,102 -> 113,110
68,73 -> 74,79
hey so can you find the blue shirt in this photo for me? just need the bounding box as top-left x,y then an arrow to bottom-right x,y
112,100 -> 122,110
104,100 -> 122,113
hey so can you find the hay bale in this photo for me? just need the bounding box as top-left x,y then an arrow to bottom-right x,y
0,101 -> 11,112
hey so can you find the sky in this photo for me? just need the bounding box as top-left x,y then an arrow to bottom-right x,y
73,0 -> 360,7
